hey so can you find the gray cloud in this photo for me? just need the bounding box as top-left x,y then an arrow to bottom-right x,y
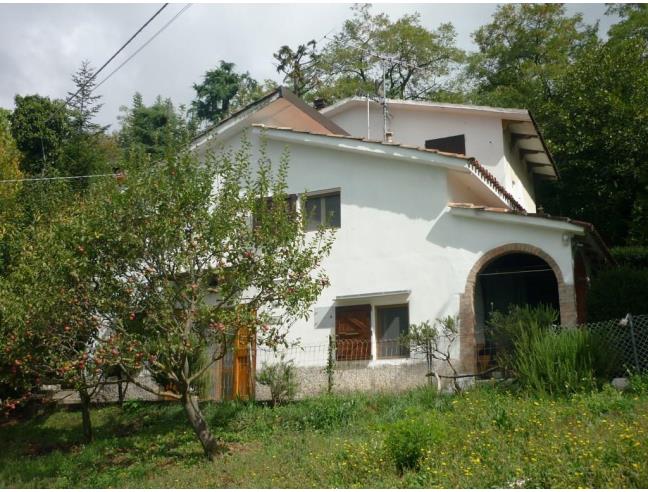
0,3 -> 614,131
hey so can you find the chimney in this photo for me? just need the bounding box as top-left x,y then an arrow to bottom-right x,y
313,98 -> 325,110
385,131 -> 394,143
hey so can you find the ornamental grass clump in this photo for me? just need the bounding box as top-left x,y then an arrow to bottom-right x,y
489,305 -> 618,396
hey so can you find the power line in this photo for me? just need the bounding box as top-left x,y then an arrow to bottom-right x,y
0,173 -> 122,184
95,4 -> 192,91
65,3 -> 170,110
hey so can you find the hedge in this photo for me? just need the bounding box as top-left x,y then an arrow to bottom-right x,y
587,266 -> 648,322
610,246 -> 648,269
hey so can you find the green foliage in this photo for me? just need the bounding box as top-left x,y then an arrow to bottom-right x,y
610,246 -> 648,269
10,94 -> 72,176
274,41 -> 320,97
1,387 -> 648,487
587,267 -> 648,321
67,60 -> 106,135
628,373 -> 648,395
384,414 -> 445,473
404,317 -> 460,388
467,3 -> 597,110
606,4 -> 648,45
191,61 -> 272,127
294,4 -> 464,103
489,305 -> 617,396
256,356 -> 299,405
118,92 -> 195,159
536,37 -> 648,246
487,304 -> 559,362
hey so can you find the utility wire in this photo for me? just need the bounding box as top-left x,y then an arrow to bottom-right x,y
0,173 -> 122,184
64,3 -> 169,110
95,4 -> 192,91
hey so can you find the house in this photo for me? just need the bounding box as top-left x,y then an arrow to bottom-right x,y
192,87 -> 612,398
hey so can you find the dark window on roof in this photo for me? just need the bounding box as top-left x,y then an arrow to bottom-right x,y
425,134 -> 466,155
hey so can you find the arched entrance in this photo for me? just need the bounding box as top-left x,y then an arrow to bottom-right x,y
474,253 -> 559,372
459,243 -> 577,374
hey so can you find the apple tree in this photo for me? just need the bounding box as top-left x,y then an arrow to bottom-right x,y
85,140 -> 334,459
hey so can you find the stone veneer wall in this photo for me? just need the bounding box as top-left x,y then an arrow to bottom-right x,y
255,359 -> 461,400
458,243 -> 577,374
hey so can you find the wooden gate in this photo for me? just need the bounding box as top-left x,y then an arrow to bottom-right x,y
216,324 -> 256,401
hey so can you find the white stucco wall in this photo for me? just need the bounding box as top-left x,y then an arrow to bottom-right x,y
326,102 -> 538,211
206,130 -> 577,367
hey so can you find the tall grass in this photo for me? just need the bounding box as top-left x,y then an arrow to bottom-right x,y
489,305 -> 618,396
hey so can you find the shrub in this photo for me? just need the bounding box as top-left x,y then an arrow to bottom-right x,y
489,306 -> 618,396
487,304 -> 559,367
255,356 -> 299,405
587,267 -> 648,321
384,414 -> 444,474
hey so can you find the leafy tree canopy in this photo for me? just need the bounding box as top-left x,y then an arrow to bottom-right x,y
76,138 -> 334,459
606,3 -> 648,45
118,92 -> 195,159
466,3 -> 598,110
536,36 -> 648,246
279,4 -> 464,104
191,61 -> 276,127
10,95 -> 72,176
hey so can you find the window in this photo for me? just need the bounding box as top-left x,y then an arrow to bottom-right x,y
425,134 -> 466,155
376,305 -> 410,359
304,191 -> 340,231
253,194 -> 297,229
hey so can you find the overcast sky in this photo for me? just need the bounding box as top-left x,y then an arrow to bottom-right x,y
0,2 -> 617,130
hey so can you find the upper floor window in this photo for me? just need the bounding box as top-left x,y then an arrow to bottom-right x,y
304,191 -> 341,231
253,194 -> 297,229
425,134 -> 466,155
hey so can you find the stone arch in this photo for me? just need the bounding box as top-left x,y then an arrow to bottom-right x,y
458,243 -> 577,373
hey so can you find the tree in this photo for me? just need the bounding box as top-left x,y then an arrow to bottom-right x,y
0,183 -> 115,439
191,61 -> 268,127
118,93 -> 195,159
81,139 -> 334,459
311,4 -> 464,104
67,60 -> 106,135
0,109 -> 22,202
10,95 -> 72,176
466,3 -> 598,111
536,37 -> 648,246
606,4 -> 648,45
274,41 -> 322,97
403,317 -> 461,392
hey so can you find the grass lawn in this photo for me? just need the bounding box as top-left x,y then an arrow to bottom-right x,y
1,383 -> 647,488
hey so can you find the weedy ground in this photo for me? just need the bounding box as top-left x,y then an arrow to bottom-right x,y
1,382 -> 647,488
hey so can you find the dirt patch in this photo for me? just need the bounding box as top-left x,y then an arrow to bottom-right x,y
225,441 -> 260,455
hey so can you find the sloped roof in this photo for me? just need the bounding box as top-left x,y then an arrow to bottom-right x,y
192,87 -> 348,146
321,96 -> 559,180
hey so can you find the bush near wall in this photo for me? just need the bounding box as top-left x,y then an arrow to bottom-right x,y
587,267 -> 648,322
610,246 -> 648,269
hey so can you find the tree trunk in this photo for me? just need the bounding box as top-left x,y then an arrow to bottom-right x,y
78,388 -> 93,443
181,392 -> 222,460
